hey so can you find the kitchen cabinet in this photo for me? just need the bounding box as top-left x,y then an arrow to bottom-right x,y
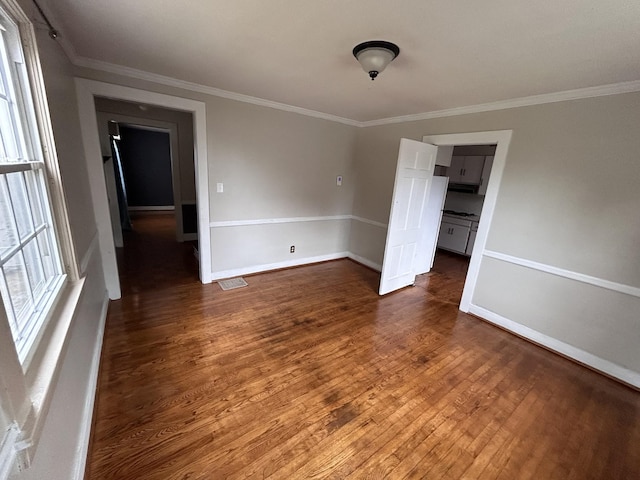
465,222 -> 479,255
478,155 -> 493,196
448,155 -> 485,185
437,220 -> 470,253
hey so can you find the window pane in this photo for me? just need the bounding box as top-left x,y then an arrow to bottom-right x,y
0,267 -> 18,338
24,169 -> 44,227
23,237 -> 44,301
6,171 -> 33,240
3,251 -> 33,340
0,174 -> 19,256
0,97 -> 19,161
36,229 -> 58,279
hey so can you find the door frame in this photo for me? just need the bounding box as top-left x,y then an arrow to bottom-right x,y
422,130 -> 512,312
100,116 -> 186,242
75,79 -> 211,299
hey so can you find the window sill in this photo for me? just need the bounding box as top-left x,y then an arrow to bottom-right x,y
13,276 -> 87,471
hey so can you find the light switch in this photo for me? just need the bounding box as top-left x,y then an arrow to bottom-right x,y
336,175 -> 343,186
216,183 -> 223,193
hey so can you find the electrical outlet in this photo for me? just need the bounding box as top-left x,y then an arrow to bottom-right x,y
290,245 -> 295,253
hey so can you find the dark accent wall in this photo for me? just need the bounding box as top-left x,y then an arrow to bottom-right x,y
119,126 -> 173,206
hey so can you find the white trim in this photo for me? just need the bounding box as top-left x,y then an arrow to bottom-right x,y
208,214 -> 385,229
469,305 -> 640,389
38,2 -> 640,129
0,423 -> 19,480
422,130 -> 513,313
483,250 -> 640,299
211,252 -> 349,281
74,57 -> 360,127
73,59 -> 640,129
347,253 -> 382,272
361,80 -> 640,127
75,78 -> 211,294
72,294 -> 108,480
79,232 -> 99,276
209,214 -> 351,228
128,206 -> 175,212
350,215 -> 388,229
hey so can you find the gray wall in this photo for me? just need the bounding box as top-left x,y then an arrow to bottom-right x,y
350,92 -> 640,376
73,61 -> 640,381
76,65 -> 358,277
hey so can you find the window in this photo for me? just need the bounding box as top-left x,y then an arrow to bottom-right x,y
0,7 -> 65,364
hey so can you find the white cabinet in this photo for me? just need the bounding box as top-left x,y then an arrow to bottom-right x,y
437,220 -> 470,253
465,222 -> 479,255
449,155 -> 485,185
478,155 -> 493,196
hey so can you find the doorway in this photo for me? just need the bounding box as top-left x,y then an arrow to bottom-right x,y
422,131 -> 513,312
75,79 -> 211,299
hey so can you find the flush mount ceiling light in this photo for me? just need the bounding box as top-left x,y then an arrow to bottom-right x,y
352,40 -> 400,80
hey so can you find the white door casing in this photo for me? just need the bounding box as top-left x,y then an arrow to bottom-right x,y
75,79 -> 211,299
379,139 -> 437,295
422,130 -> 512,312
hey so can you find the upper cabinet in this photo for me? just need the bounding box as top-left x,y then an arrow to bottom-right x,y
448,155 -> 485,184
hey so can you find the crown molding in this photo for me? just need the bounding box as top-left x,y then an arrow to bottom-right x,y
72,56 -> 361,127
73,54 -> 640,129
360,80 -> 640,127
35,5 -> 640,130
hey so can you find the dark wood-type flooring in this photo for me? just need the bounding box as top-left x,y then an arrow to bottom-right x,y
86,214 -> 640,479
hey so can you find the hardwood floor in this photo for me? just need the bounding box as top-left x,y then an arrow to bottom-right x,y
86,214 -> 640,479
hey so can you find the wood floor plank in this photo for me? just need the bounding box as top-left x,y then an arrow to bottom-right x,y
86,214 -> 640,479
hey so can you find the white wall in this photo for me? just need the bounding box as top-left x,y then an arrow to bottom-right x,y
351,92 -> 640,384
7,5 -> 109,478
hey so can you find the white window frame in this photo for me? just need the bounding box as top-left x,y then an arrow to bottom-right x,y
0,14 -> 67,364
0,0 -> 81,475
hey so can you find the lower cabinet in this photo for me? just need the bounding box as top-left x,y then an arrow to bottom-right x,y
437,221 -> 470,253
465,222 -> 479,255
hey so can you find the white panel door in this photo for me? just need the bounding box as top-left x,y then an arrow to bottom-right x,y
414,175 -> 449,275
379,139 -> 437,295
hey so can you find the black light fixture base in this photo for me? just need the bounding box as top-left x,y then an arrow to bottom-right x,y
352,40 -> 400,59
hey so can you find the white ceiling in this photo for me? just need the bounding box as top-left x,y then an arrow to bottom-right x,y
40,0 -> 640,123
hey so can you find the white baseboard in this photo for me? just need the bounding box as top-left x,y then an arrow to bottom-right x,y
211,252 -> 349,281
347,253 -> 382,272
72,293 -> 109,480
469,304 -> 640,389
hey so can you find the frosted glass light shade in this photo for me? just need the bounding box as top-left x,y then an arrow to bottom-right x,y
353,41 -> 400,80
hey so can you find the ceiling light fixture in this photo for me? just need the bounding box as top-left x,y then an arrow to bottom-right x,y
352,40 -> 400,80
